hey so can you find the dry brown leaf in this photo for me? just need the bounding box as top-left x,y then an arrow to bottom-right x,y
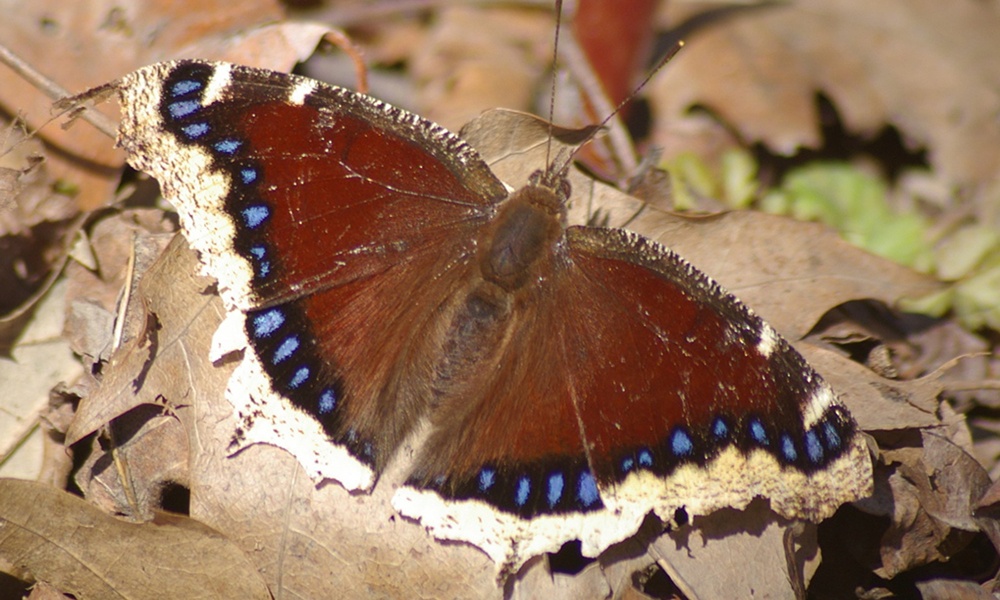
24,581 -> 68,600
63,209 -> 176,365
916,579 -> 996,600
650,501 -> 820,598
0,0 -> 329,210
0,277 -> 81,481
410,6 -> 554,131
0,478 -> 270,599
654,0 -> 1000,187
65,232 -> 215,447
75,407 -> 189,521
869,429 -> 990,578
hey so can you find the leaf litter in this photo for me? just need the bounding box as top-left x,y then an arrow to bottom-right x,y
1,0 -> 998,598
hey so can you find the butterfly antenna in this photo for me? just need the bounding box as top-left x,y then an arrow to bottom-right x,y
545,0 -> 565,175
554,39 -> 686,177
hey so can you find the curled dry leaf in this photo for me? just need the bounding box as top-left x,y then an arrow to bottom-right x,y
868,430 -> 991,578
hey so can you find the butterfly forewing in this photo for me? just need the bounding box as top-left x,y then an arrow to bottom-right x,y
117,60 -> 509,480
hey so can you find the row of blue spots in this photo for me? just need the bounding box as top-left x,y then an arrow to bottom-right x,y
621,448 -> 654,474
162,68 -> 274,285
248,306 -> 339,417
611,409 -> 853,477
475,465 -> 601,511
163,71 -> 209,142
173,57 -> 334,425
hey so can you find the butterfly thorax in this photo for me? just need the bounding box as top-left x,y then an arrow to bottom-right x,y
478,169 -> 569,293
428,171 -> 570,400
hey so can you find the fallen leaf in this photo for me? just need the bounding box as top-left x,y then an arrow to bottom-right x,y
650,500 -> 820,598
0,478 -> 270,599
654,0 -> 1000,187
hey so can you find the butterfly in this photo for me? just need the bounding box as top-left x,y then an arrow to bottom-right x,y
88,57 -> 872,577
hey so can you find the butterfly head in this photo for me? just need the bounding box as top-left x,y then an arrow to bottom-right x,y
526,165 -> 572,211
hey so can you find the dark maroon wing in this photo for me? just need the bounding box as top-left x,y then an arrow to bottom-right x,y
396,226 -> 871,571
116,60 -> 508,485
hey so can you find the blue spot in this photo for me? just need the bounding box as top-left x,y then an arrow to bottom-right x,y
288,366 -> 310,389
712,417 -> 730,439
241,205 -> 270,229
362,441 -> 374,458
214,139 -> 242,155
546,472 -> 564,508
240,167 -> 258,184
170,79 -> 202,96
621,456 -> 635,473
273,336 -> 299,364
252,308 -> 284,338
577,471 -> 600,508
780,434 -> 798,462
514,476 -> 531,507
670,428 -> 694,457
478,468 -> 496,492
804,429 -> 824,464
182,122 -> 209,139
638,449 -> 654,467
749,418 -> 769,446
249,245 -> 270,278
168,99 -> 200,119
822,421 -> 842,450
318,388 -> 336,414
432,474 -> 446,487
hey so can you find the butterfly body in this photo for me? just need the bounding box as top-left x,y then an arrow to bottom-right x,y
107,59 -> 872,576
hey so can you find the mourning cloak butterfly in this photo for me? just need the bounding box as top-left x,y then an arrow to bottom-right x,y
102,59 -> 871,576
